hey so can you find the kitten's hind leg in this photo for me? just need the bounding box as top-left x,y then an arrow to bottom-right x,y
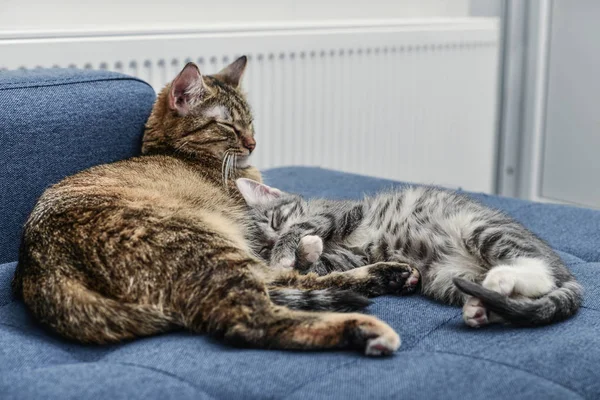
462,257 -> 556,327
483,257 -> 555,298
462,296 -> 500,328
268,262 -> 420,297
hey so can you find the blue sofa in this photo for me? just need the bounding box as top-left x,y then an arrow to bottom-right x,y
1,69 -> 599,400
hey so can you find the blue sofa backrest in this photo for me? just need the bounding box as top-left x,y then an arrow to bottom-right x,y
0,69 -> 156,263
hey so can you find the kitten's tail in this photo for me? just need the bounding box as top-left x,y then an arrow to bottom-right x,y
269,288 -> 371,312
453,277 -> 583,326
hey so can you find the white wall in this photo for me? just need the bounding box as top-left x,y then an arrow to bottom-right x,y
0,0 -> 469,32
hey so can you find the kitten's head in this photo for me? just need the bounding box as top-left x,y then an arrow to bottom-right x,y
235,178 -> 306,260
143,56 -> 255,169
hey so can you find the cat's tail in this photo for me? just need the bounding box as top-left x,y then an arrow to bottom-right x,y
268,288 -> 371,312
20,273 -> 179,344
453,277 -> 583,326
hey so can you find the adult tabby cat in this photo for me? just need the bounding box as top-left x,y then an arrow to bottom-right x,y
236,178 -> 583,327
13,57 -> 415,356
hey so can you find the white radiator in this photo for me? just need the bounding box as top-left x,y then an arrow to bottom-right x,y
0,19 -> 500,193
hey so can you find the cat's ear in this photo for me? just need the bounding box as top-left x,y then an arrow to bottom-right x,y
169,62 -> 206,116
236,178 -> 282,206
214,56 -> 247,88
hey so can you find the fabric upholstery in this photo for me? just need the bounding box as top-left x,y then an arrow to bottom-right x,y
1,167 -> 599,399
0,69 -> 156,263
1,69 -> 598,399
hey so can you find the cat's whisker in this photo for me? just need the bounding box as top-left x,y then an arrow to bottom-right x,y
226,152 -> 232,186
225,153 -> 230,185
226,152 -> 234,183
223,155 -> 228,187
229,152 -> 236,179
221,151 -> 229,187
223,150 -> 236,188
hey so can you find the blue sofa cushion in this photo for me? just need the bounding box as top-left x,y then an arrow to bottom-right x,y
0,69 -> 156,263
1,167 -> 599,400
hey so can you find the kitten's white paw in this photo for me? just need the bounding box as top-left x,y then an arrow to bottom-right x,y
482,268 -> 516,296
462,296 -> 489,328
272,257 -> 295,269
299,235 -> 323,264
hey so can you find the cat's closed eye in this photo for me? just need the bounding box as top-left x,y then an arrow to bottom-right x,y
217,122 -> 240,136
259,246 -> 270,257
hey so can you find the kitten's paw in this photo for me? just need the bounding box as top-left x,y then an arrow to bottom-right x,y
366,262 -> 416,296
462,296 -> 489,328
482,267 -> 516,296
346,314 -> 400,356
298,235 -> 323,264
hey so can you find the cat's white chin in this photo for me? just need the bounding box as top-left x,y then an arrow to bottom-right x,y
236,155 -> 251,169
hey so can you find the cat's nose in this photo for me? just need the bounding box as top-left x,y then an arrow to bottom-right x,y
242,136 -> 256,152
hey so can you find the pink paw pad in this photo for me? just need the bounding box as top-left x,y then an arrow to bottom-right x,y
463,297 -> 490,328
401,268 -> 421,294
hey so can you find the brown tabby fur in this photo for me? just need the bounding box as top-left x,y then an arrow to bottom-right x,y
13,57 -> 408,355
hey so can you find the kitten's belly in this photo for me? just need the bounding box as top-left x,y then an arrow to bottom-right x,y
344,219 -> 479,272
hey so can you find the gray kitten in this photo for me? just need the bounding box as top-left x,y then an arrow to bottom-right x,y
237,178 -> 582,327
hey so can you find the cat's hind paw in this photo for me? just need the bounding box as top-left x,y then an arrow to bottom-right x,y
462,296 -> 489,328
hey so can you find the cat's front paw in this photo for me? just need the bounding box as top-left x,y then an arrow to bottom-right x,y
401,267 -> 421,294
366,262 -> 420,296
298,235 -> 323,264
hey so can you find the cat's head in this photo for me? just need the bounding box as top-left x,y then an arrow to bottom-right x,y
143,56 -> 255,170
235,178 -> 306,259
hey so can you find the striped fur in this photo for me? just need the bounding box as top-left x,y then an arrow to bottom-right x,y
237,179 -> 583,327
12,58 -> 406,356
269,288 -> 371,312
453,277 -> 582,326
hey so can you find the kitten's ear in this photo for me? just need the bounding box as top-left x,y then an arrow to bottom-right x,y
236,178 -> 282,206
169,62 -> 206,116
214,56 -> 247,88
